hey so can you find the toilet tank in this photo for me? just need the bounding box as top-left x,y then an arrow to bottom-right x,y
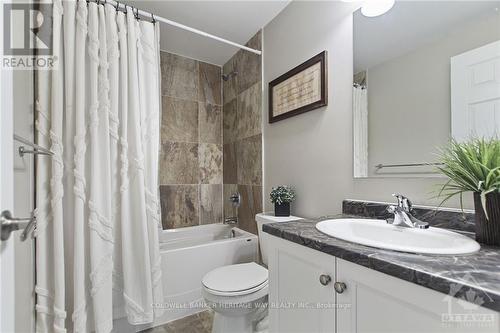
255,213 -> 303,266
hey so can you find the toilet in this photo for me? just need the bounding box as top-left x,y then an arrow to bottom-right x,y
202,213 -> 302,333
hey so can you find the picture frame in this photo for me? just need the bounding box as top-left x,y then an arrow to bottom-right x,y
268,51 -> 328,123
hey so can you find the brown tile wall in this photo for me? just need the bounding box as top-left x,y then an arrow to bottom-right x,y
223,31 -> 263,235
159,31 -> 262,231
160,52 -> 223,229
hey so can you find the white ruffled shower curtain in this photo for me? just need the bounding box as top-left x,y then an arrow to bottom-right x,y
35,1 -> 163,332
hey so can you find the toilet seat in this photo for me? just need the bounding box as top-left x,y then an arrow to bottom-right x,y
202,283 -> 269,309
202,262 -> 268,296
204,279 -> 269,296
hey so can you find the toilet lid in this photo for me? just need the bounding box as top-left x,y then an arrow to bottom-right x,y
202,262 -> 268,294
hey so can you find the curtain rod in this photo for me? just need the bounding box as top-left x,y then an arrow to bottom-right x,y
105,0 -> 262,56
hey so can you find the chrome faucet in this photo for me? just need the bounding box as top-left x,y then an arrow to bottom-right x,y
224,193 -> 241,225
386,194 -> 429,229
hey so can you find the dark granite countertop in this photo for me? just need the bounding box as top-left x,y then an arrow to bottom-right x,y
263,214 -> 500,312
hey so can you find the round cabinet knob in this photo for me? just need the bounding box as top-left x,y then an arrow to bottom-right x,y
334,282 -> 347,294
319,274 -> 331,286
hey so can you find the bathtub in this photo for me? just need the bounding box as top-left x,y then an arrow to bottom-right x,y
142,223 -> 258,329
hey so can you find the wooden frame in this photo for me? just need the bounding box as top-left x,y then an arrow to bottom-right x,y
268,51 -> 328,123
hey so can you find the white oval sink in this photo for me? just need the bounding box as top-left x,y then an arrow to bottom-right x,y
315,219 -> 480,255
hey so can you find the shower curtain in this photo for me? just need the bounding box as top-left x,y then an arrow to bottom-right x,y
353,85 -> 368,178
35,1 -> 163,332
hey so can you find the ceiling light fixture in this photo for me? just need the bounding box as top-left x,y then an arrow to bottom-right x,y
361,0 -> 395,17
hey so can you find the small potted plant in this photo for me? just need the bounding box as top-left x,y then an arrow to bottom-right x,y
270,186 -> 296,217
436,138 -> 500,245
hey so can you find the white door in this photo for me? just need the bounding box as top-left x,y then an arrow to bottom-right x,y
0,11 -> 36,333
451,40 -> 500,141
268,236 -> 336,333
0,44 -> 16,332
12,68 -> 36,333
1,72 -> 37,333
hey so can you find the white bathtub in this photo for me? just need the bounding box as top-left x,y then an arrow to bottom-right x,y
142,224 -> 258,329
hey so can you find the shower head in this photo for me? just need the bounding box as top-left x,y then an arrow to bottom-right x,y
222,71 -> 238,81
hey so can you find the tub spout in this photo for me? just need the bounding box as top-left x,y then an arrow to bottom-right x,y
224,217 -> 238,225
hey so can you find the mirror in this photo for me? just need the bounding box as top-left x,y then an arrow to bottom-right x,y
353,1 -> 500,178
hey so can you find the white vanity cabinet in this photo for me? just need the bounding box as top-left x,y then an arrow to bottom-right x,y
336,258 -> 499,333
268,236 -> 336,333
268,235 -> 500,333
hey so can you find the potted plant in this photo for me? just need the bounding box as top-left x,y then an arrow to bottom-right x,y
436,138 -> 500,245
270,186 -> 296,217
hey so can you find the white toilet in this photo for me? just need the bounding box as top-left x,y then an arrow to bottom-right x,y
202,213 -> 302,333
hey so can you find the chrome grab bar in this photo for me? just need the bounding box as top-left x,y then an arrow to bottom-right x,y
1,210 -> 36,241
18,146 -> 53,157
14,134 -> 53,157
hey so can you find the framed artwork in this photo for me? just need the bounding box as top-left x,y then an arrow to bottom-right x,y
268,51 -> 328,123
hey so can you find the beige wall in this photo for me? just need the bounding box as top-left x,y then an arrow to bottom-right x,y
366,12 -> 500,177
263,1 -> 473,219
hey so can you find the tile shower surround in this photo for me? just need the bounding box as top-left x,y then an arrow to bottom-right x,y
159,30 -> 263,232
159,52 -> 223,229
223,31 -> 263,235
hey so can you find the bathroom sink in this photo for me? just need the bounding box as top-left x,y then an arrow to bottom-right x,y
315,219 -> 480,255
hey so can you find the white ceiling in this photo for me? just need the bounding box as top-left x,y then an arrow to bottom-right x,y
126,0 -> 290,65
354,1 -> 500,73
